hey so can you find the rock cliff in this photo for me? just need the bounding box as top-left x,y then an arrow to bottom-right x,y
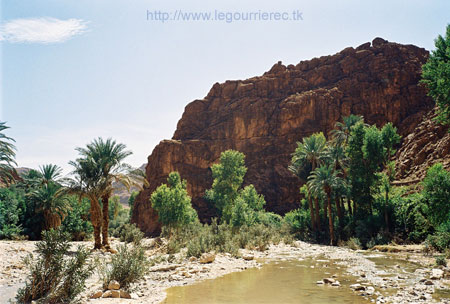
132,38 -> 433,236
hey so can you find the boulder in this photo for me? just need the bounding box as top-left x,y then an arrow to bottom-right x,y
90,290 -> 103,299
350,283 -> 366,291
108,280 -> 120,290
431,268 -> 444,280
199,253 -> 215,264
120,290 -> 132,299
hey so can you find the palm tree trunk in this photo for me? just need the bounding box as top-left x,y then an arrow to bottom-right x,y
314,197 -> 320,231
327,191 -> 334,246
102,193 -> 110,248
384,190 -> 390,232
308,196 -> 316,231
335,196 -> 343,225
347,198 -> 352,216
90,199 -> 102,249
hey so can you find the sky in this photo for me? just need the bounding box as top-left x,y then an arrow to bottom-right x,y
1,0 -> 449,174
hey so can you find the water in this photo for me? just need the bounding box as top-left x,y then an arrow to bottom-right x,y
162,258 -> 370,304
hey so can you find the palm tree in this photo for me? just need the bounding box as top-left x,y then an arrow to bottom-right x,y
75,138 -> 136,248
331,114 -> 364,146
0,122 -> 17,185
307,165 -> 343,245
325,144 -> 348,222
28,164 -> 69,231
289,133 -> 327,231
68,157 -> 106,249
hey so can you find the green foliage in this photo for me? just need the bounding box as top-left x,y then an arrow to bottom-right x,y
151,172 -> 198,232
230,185 -> 266,228
108,196 -> 130,236
128,191 -> 139,218
0,186 -> 24,239
427,221 -> 450,252
421,24 -> 450,125
117,223 -> 144,245
0,121 -> 17,185
422,163 -> 450,227
289,132 -> 327,181
282,208 -> 311,240
99,242 -> 149,292
381,123 -> 401,159
205,150 -> 247,222
61,196 -> 93,241
436,255 -> 447,267
16,229 -> 94,304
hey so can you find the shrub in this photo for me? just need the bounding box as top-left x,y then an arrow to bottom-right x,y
117,223 -> 144,244
0,186 -> 24,239
342,237 -> 362,250
283,208 -> 311,240
151,172 -> 199,234
61,196 -> 93,241
427,221 -> 450,252
436,255 -> 447,267
16,229 -> 94,304
99,243 -> 149,291
422,163 -> 450,227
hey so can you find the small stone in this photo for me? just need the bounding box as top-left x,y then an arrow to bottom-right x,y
189,256 -> 197,262
316,280 -> 324,285
323,278 -> 335,284
367,286 -> 375,294
199,252 -> 215,264
331,281 -> 341,287
90,290 -> 103,299
243,254 -> 254,261
102,290 -> 112,298
108,280 -> 120,290
431,268 -> 444,280
120,290 -> 131,299
424,280 -> 434,286
350,283 -> 366,291
111,290 -> 120,298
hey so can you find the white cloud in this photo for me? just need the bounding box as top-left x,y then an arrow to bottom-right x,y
0,17 -> 88,44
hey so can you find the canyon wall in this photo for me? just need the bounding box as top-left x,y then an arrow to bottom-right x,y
132,38 -> 434,235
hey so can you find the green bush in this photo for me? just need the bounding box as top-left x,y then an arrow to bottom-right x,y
16,229 -> 94,304
427,221 -> 450,252
151,172 -> 199,234
422,163 -> 450,227
117,223 -> 144,244
283,208 -> 311,240
99,242 -> 149,292
0,186 -> 24,239
436,255 -> 447,267
61,196 -> 93,241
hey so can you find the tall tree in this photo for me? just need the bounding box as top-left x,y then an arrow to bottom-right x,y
289,133 -> 327,231
75,138 -> 137,249
68,157 -> 105,249
0,122 -> 17,185
307,165 -> 343,245
205,150 -> 247,223
421,25 -> 450,125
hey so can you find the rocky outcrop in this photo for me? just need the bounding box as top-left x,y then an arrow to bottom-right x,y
132,38 -> 433,236
395,107 -> 450,184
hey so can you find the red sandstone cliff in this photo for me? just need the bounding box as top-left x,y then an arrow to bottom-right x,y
132,38 -> 434,236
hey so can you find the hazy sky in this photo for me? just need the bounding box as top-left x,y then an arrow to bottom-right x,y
1,0 -> 449,173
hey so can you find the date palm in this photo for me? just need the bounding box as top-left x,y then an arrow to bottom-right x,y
307,164 -> 343,245
68,157 -> 106,249
28,164 -> 69,231
75,138 -> 143,249
289,133 -> 327,231
0,122 -> 17,185
331,114 -> 364,147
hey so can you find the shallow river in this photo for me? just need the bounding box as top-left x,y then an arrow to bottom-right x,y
162,258 -> 370,304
